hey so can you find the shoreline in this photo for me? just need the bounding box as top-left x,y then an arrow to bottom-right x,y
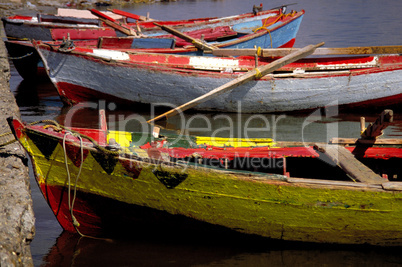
0,0 -> 158,17
0,1 -> 157,265
0,1 -> 158,264
0,35 -> 35,267
0,3 -> 35,266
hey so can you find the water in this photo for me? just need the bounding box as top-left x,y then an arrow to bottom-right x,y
8,0 -> 402,265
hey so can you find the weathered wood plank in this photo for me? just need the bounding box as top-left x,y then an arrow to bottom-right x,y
147,42 -> 324,123
153,22 -> 217,51
287,177 -> 382,189
314,144 -> 385,184
382,182 -> 402,191
212,45 -> 402,57
330,138 -> 402,145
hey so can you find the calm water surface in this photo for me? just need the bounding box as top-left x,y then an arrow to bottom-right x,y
9,0 -> 402,266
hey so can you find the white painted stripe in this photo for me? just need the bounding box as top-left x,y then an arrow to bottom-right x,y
89,49 -> 130,61
189,56 -> 240,70
10,17 -> 38,23
39,21 -> 99,28
209,13 -> 276,22
316,56 -> 378,70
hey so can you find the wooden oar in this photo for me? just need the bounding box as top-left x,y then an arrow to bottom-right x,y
153,22 -> 217,51
147,42 -> 324,123
109,9 -> 155,21
90,9 -> 137,36
212,45 -> 402,57
360,109 -> 393,139
314,144 -> 384,184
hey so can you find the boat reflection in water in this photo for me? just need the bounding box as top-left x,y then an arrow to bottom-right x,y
43,231 -> 402,266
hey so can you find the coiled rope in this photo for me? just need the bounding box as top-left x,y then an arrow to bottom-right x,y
253,11 -> 297,48
44,39 -> 76,52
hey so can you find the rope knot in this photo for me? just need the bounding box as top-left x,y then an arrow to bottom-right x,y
43,124 -> 63,132
255,68 -> 263,79
256,46 -> 262,56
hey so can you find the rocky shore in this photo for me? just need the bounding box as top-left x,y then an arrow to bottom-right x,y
0,3 -> 35,266
0,0 -> 159,17
0,0 -> 161,265
0,37 -> 35,267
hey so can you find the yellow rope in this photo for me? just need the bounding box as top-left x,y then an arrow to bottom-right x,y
254,10 -> 297,33
255,68 -> 263,79
256,46 -> 262,56
0,119 -> 56,147
253,11 -> 297,48
41,120 -> 121,155
0,131 -> 17,147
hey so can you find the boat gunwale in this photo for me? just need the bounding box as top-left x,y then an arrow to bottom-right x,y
21,123 -> 401,193
45,46 -> 402,80
1,8 -> 287,33
31,34 -> 401,75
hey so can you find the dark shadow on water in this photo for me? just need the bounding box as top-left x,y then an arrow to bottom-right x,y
13,79 -> 63,120
42,230 -> 402,267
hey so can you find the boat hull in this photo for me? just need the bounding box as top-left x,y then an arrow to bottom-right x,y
5,10 -> 304,80
36,45 -> 402,113
1,9 -> 288,41
8,119 -> 402,246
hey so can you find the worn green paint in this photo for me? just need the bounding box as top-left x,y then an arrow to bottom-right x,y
25,132 -> 402,246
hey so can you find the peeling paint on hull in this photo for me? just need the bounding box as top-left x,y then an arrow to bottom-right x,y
36,44 -> 402,113
9,119 -> 402,246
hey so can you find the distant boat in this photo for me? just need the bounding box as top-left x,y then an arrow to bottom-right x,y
33,42 -> 402,113
2,6 -> 301,41
8,110 -> 402,245
5,8 -> 305,80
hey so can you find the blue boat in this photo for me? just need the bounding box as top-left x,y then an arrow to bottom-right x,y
5,10 -> 304,79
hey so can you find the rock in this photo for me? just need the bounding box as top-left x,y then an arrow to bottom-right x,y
26,1 -> 37,8
0,143 -> 34,267
0,14 -> 35,266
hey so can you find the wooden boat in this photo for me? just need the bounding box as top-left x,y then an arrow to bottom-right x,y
7,110 -> 402,245
2,6 -> 301,41
6,9 -> 304,80
33,41 -> 402,113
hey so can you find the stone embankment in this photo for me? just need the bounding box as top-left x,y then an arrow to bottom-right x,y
0,0 -> 159,264
0,0 -> 158,16
0,5 -> 35,267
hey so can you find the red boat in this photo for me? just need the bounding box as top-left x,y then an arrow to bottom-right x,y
32,41 -> 402,113
2,5 -> 295,41
6,8 -> 305,80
